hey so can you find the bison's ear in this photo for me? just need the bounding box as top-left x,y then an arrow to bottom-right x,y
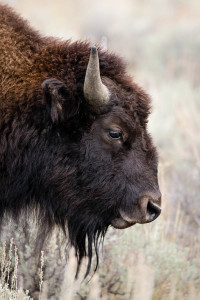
42,78 -> 73,123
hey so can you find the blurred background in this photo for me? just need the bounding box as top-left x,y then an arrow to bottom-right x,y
0,0 -> 200,299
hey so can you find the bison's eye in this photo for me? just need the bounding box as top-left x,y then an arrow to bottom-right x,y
108,129 -> 122,140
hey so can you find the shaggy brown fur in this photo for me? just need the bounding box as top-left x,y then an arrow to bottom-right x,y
0,5 -> 150,117
0,4 -> 161,275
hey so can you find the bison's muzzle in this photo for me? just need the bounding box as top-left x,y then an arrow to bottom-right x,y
111,193 -> 161,229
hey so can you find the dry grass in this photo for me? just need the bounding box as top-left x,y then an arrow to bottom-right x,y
0,220 -> 200,300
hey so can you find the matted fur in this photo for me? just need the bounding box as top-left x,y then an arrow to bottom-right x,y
0,4 -> 160,275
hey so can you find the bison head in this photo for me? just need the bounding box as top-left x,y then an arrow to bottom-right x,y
38,47 -> 161,274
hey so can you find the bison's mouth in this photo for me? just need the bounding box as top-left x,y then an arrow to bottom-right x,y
111,217 -> 136,229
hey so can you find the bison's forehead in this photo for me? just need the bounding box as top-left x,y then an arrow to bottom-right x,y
123,90 -> 151,128
98,76 -> 151,129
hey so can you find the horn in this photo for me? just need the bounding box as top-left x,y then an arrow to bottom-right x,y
84,46 -> 110,106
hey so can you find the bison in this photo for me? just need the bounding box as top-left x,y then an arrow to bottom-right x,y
0,4 -> 161,274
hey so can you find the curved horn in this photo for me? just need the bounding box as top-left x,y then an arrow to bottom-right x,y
84,46 -> 110,106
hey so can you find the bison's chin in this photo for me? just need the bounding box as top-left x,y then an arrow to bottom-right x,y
111,218 -> 136,229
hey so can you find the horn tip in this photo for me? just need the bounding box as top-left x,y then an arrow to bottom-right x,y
91,46 -> 97,54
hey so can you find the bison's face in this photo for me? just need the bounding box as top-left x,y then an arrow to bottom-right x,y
79,104 -> 161,230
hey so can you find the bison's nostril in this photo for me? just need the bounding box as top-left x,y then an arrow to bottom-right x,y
147,201 -> 161,222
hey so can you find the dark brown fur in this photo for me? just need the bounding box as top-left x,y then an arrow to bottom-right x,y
0,4 -> 161,275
